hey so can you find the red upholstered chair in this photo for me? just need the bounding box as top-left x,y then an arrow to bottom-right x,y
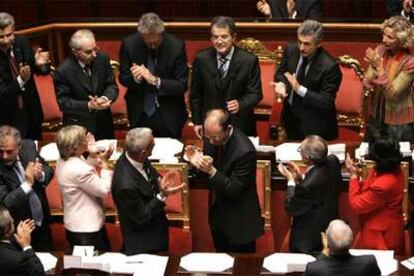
105,222 -> 123,252
110,60 -> 129,140
255,160 -> 275,253
237,38 -> 284,143
334,55 -> 368,142
33,70 -> 62,142
152,162 -> 192,254
354,161 -> 412,256
50,222 -> 69,251
46,174 -> 63,217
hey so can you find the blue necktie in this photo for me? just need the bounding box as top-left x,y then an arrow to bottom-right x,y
144,51 -> 157,116
13,161 -> 44,226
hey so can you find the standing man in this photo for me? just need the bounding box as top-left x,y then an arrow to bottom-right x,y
278,135 -> 341,255
0,12 -> 50,140
304,219 -> 381,276
387,0 -> 414,22
0,205 -> 45,275
55,29 -> 118,140
273,20 -> 342,141
0,125 -> 53,251
187,109 -> 264,252
190,16 -> 262,138
119,13 -> 188,139
112,128 -> 185,255
257,0 -> 322,20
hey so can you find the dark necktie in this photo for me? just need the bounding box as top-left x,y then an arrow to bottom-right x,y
143,162 -> 157,196
296,57 -> 308,85
218,56 -> 228,79
144,50 -> 157,116
8,49 -> 24,109
83,64 -> 91,78
13,160 -> 44,226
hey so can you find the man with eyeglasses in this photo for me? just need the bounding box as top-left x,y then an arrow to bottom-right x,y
0,12 -> 51,140
54,29 -> 119,140
191,16 -> 262,139
277,135 -> 341,256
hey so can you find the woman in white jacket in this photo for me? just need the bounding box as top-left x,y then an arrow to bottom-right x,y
56,125 -> 113,250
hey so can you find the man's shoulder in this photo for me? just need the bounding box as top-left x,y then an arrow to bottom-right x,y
194,47 -> 215,60
13,35 -> 30,47
315,47 -> 338,67
163,32 -> 185,47
234,46 -> 258,62
122,32 -> 141,45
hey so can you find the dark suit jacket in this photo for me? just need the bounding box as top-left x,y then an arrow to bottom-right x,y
119,32 -> 188,138
191,47 -> 262,136
54,52 -> 118,139
0,140 -> 53,228
304,253 -> 381,276
204,128 -> 264,244
285,155 -> 341,255
268,0 -> 322,20
0,242 -> 45,276
0,36 -> 47,140
387,0 -> 414,22
275,43 -> 342,140
112,154 -> 168,255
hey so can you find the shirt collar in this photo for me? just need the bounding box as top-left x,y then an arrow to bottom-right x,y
216,46 -> 235,62
125,152 -> 144,172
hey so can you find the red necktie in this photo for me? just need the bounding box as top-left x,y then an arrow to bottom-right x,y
8,50 -> 23,109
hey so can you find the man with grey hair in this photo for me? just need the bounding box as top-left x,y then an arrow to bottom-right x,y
0,205 -> 45,275
111,127 -> 185,254
304,219 -> 381,276
273,19 -> 342,141
278,135 -> 341,255
0,12 -> 51,140
119,12 -> 188,138
54,29 -> 118,140
0,125 -> 53,251
191,16 -> 262,138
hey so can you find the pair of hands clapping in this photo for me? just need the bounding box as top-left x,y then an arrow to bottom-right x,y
184,145 -> 216,176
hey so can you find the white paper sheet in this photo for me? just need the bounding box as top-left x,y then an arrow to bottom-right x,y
262,253 -> 315,273
349,249 -> 397,275
328,143 -> 346,162
39,142 -> 60,161
63,255 -> 82,269
401,256 -> 414,270
275,143 -> 302,162
356,142 -> 411,160
179,252 -> 234,273
72,245 -> 95,257
149,138 -> 183,163
35,252 -> 58,272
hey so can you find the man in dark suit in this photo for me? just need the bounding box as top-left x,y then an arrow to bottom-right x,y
274,20 -> 342,141
0,205 -> 45,275
112,128 -> 185,255
55,29 -> 118,140
188,109 -> 263,252
278,135 -> 341,255
0,12 -> 51,140
0,125 -> 53,251
387,0 -> 414,22
304,219 -> 381,276
190,16 -> 262,138
119,13 -> 188,139
257,0 -> 322,20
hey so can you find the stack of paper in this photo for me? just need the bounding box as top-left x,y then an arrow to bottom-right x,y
262,253 -> 316,273
35,252 -> 58,272
401,256 -> 414,270
149,138 -> 183,163
328,143 -> 346,162
248,136 -> 275,153
275,143 -> 302,162
39,143 -> 60,162
179,252 -> 234,273
356,142 -> 411,160
349,249 -> 397,275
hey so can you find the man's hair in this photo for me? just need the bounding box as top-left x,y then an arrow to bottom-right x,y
0,12 -> 15,29
55,125 -> 87,160
137,13 -> 165,34
69,29 -> 95,50
297,20 -> 323,43
0,125 -> 21,147
210,16 -> 236,35
382,16 -> 414,49
0,204 -> 12,240
125,128 -> 153,155
205,108 -> 231,130
326,219 -> 354,255
301,135 -> 328,165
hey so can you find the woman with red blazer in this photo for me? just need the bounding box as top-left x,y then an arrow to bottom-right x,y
345,133 -> 404,252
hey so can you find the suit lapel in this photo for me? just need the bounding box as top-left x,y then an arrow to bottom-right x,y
90,58 -> 99,94
122,154 -> 154,195
277,0 -> 289,18
71,56 -> 93,93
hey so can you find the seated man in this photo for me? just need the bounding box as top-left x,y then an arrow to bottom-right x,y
278,135 -> 341,255
304,219 -> 381,276
0,204 -> 44,276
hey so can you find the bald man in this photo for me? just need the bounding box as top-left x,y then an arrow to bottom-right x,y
190,108 -> 263,253
304,219 -> 381,276
278,135 -> 341,255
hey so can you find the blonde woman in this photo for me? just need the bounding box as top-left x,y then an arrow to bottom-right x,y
55,125 -> 113,250
364,16 -> 414,142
